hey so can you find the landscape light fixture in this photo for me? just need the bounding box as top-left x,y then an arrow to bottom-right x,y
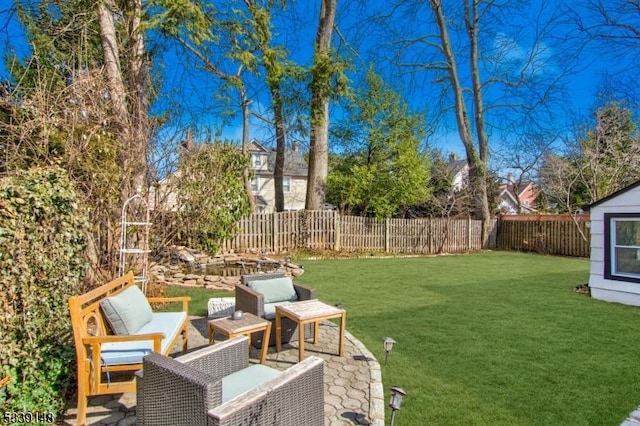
389,386 -> 406,426
382,336 -> 396,366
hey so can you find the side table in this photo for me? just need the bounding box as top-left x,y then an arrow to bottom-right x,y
275,300 -> 346,362
208,312 -> 272,364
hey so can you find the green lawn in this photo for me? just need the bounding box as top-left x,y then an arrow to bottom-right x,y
169,251 -> 640,425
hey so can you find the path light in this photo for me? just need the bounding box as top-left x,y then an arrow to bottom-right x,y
382,337 -> 396,366
389,386 -> 406,426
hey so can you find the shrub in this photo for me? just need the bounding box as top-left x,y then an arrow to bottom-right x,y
174,142 -> 252,253
0,167 -> 89,416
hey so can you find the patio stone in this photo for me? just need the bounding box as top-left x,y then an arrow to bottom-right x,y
62,318 -> 385,425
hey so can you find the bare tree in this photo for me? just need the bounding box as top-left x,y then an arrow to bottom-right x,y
379,0 -> 577,244
574,0 -> 640,61
539,102 -> 640,213
572,0 -> 640,109
98,0 -> 148,199
493,135 -> 553,213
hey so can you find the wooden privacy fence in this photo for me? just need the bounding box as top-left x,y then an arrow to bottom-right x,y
220,211 -> 591,257
221,211 -> 498,255
495,214 -> 590,257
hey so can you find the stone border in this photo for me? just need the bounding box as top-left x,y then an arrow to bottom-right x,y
344,329 -> 385,426
621,407 -> 640,425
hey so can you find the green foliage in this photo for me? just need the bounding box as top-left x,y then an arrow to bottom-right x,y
176,143 -> 252,253
0,167 -> 89,416
539,101 -> 640,212
13,0 -> 103,89
309,50 -> 350,126
327,68 -> 431,218
147,0 -> 216,44
410,150 -> 472,217
2,0 -> 125,274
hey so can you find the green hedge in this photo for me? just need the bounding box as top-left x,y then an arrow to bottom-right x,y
0,167 -> 89,417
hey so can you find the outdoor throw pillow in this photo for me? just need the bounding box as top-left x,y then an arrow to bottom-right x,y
248,277 -> 298,304
100,285 -> 153,335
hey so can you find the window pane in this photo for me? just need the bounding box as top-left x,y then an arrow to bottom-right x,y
615,247 -> 640,276
616,221 -> 640,246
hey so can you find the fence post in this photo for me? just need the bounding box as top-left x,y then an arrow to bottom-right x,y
385,218 -> 390,252
468,216 -> 472,250
334,211 -> 341,252
272,212 -> 278,253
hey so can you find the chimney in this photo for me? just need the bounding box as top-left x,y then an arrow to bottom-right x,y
292,141 -> 299,152
182,129 -> 195,151
448,152 -> 457,163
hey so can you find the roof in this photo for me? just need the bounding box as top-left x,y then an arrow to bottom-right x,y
498,187 -> 537,214
265,151 -> 308,176
583,179 -> 640,211
250,139 -> 308,177
448,159 -> 468,177
499,181 -> 536,198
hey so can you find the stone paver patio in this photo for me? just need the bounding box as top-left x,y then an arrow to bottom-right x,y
61,317 -> 385,425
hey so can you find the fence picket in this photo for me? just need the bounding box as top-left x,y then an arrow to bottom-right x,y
209,212 -> 589,257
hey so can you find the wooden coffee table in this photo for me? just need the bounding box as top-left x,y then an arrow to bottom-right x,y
208,312 -> 271,364
275,300 -> 346,361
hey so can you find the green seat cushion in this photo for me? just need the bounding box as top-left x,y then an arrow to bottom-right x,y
99,312 -> 187,365
248,277 -> 298,304
100,285 -> 153,335
221,364 -> 281,402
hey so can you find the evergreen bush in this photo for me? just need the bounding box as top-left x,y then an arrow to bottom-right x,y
0,167 -> 89,417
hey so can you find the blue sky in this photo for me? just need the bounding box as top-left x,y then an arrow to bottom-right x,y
0,0 -> 637,161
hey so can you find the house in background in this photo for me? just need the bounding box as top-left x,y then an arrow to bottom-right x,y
446,153 -> 469,191
249,140 -> 308,213
586,180 -> 640,306
497,176 -> 539,214
441,156 -> 541,215
150,136 -> 308,213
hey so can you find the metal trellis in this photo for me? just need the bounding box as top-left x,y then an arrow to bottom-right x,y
119,190 -> 151,294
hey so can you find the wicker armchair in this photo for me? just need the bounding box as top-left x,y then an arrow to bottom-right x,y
235,273 -> 316,347
135,336 -> 324,426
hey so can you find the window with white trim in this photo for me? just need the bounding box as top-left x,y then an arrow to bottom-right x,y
283,176 -> 292,193
250,176 -> 259,192
605,213 -> 640,283
252,154 -> 262,167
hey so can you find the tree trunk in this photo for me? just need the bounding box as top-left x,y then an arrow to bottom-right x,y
98,0 -> 149,273
430,0 -> 492,246
126,0 -> 148,195
244,0 -> 286,212
240,81 -> 256,211
98,0 -> 148,198
273,86 -> 286,212
306,0 -> 336,210
98,0 -> 129,273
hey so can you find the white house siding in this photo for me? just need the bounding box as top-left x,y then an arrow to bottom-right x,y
254,175 -> 307,213
285,177 -> 307,211
588,185 -> 640,306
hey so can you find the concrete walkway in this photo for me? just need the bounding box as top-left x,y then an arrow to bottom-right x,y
61,317 -> 385,426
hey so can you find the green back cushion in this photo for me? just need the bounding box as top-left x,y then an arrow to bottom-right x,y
100,285 -> 153,335
248,277 -> 298,303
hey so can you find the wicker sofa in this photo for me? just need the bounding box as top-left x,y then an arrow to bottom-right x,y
235,272 -> 316,347
135,336 -> 324,426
